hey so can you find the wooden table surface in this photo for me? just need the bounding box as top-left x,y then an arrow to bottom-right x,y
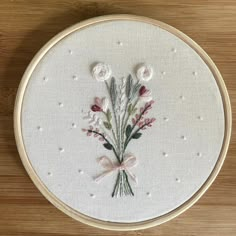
0,0 -> 236,235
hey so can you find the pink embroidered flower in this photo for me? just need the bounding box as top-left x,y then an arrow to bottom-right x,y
145,100 -> 155,108
91,97 -> 108,112
138,121 -> 144,127
139,86 -> 152,102
93,128 -> 99,137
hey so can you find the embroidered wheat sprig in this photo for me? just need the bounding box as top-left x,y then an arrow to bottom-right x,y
117,77 -> 127,115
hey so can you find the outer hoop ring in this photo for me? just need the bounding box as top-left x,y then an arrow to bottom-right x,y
14,14 -> 232,231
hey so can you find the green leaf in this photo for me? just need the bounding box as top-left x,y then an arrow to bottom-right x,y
132,132 -> 142,139
130,83 -> 141,100
126,124 -> 132,138
131,107 -> 137,115
107,109 -> 112,121
103,121 -> 112,130
126,74 -> 133,99
110,77 -> 117,108
128,103 -> 133,115
103,143 -> 113,150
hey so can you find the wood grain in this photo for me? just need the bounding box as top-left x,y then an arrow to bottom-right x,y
0,0 -> 236,235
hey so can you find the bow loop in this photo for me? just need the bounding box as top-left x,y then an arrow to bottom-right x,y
123,154 -> 138,168
98,156 -> 115,169
94,154 -> 138,184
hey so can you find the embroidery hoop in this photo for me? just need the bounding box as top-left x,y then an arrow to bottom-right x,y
14,14 -> 232,231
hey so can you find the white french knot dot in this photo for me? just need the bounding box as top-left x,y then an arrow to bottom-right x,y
146,192 -> 151,197
59,147 -> 64,153
197,152 -> 202,157
161,71 -> 166,75
198,116 -> 203,120
68,49 -> 73,55
193,71 -> 198,76
58,102 -> 64,107
163,152 -> 168,157
90,194 -> 96,198
176,178 -> 181,183
78,169 -> 84,174
117,41 -> 123,46
172,48 -> 177,53
72,123 -> 77,128
180,95 -> 185,100
48,172 -> 52,176
37,126 -> 43,131
181,135 -> 187,140
43,76 -> 48,82
163,117 -> 169,121
72,75 -> 78,80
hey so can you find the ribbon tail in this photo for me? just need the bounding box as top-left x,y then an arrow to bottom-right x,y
94,170 -> 114,183
125,169 -> 138,184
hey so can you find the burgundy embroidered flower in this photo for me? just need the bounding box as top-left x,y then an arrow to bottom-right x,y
139,86 -> 152,102
139,86 -> 147,96
91,97 -> 108,112
91,105 -> 102,112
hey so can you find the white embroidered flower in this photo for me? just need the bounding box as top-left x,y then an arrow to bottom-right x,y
92,63 -> 112,82
136,64 -> 153,82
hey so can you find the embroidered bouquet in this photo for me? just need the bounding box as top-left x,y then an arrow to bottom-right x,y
82,63 -> 156,197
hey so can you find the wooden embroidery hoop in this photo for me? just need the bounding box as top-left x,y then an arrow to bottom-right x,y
14,14 -> 232,231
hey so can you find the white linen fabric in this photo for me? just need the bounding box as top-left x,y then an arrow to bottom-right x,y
21,20 -> 225,223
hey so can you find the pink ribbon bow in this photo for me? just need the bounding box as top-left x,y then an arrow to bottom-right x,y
94,154 -> 138,184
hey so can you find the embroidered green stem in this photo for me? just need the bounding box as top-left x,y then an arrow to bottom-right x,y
123,104 -> 152,151
104,79 -> 136,197
102,111 -> 117,146
120,100 -> 129,161
112,171 -> 120,197
129,103 -> 151,134
105,81 -> 120,160
118,115 -> 121,157
123,120 -> 153,151
100,127 -> 117,149
123,170 -> 134,196
111,170 -> 134,197
88,130 -> 120,163
121,98 -> 140,155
